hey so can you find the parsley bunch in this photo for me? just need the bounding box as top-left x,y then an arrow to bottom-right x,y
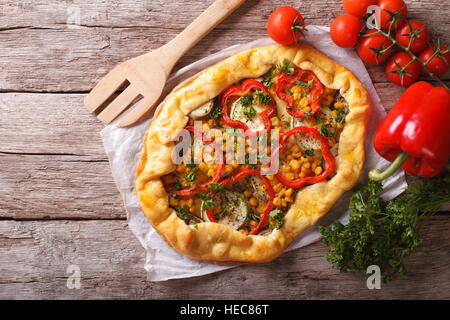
319,173 -> 450,282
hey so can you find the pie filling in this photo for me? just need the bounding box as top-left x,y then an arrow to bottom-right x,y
162,59 -> 349,235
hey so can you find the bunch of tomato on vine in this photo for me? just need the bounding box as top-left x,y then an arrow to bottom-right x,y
330,0 -> 449,88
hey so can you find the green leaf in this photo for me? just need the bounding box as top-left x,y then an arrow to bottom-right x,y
209,106 -> 222,119
268,208 -> 285,231
184,166 -> 199,185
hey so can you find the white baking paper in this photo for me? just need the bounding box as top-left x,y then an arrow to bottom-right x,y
100,26 -> 407,281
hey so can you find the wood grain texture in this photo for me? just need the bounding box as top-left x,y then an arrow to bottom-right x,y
0,0 -> 448,92
0,0 -> 449,299
0,217 -> 448,299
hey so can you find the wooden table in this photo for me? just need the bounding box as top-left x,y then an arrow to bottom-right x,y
1,0 -> 449,299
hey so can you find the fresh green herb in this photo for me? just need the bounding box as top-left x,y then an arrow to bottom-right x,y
320,123 -> 335,138
303,148 -> 315,157
209,106 -> 222,119
335,108 -> 346,124
214,205 -> 230,221
240,93 -> 254,107
279,58 -> 295,74
174,206 -> 189,222
207,182 -> 224,194
198,192 -> 214,210
268,208 -> 285,231
319,173 -> 450,282
296,80 -> 311,87
243,104 -> 257,121
246,212 -> 261,222
184,166 -> 199,185
262,68 -> 276,88
284,121 -> 291,126
255,90 -> 272,105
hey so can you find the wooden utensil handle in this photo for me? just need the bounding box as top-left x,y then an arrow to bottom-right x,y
159,0 -> 246,72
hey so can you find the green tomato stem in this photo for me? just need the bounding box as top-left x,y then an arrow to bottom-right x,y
374,28 -> 449,90
369,151 -> 409,181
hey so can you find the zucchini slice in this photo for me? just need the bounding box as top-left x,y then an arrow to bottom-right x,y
201,191 -> 249,230
230,97 -> 265,131
189,99 -> 215,119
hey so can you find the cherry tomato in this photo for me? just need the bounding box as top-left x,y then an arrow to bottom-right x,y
343,0 -> 376,18
386,52 -> 421,87
357,30 -> 393,64
376,0 -> 407,31
267,6 -> 305,45
330,14 -> 363,48
395,20 -> 429,53
418,43 -> 450,76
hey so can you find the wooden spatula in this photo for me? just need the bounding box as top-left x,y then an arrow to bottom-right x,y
84,0 -> 246,127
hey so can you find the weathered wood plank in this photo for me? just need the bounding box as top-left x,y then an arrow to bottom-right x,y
0,0 -> 448,92
0,93 -> 106,157
0,217 -> 448,299
0,153 -> 125,219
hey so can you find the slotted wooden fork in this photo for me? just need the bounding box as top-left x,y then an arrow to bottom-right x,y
84,0 -> 246,127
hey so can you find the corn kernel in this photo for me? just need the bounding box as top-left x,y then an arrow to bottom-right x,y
315,166 -> 323,175
249,197 -> 258,206
271,117 -> 280,127
273,197 -> 282,206
300,97 -> 308,107
199,162 -> 208,172
285,188 -> 293,198
289,159 -> 301,170
207,169 -> 215,177
291,144 -> 301,153
285,172 -> 295,180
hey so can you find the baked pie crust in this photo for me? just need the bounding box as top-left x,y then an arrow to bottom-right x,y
135,44 -> 371,263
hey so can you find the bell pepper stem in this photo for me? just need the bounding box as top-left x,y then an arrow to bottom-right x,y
369,151 -> 409,181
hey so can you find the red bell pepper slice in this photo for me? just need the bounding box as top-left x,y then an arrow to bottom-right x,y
370,81 -> 450,180
164,126 -> 224,197
275,68 -> 324,118
221,79 -> 275,136
270,126 -> 335,189
210,169 -> 275,235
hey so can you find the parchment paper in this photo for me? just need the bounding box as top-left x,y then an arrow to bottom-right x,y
100,26 -> 407,281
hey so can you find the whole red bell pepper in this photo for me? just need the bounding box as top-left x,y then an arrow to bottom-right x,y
275,68 -> 324,118
221,79 -> 275,136
370,81 -> 450,180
